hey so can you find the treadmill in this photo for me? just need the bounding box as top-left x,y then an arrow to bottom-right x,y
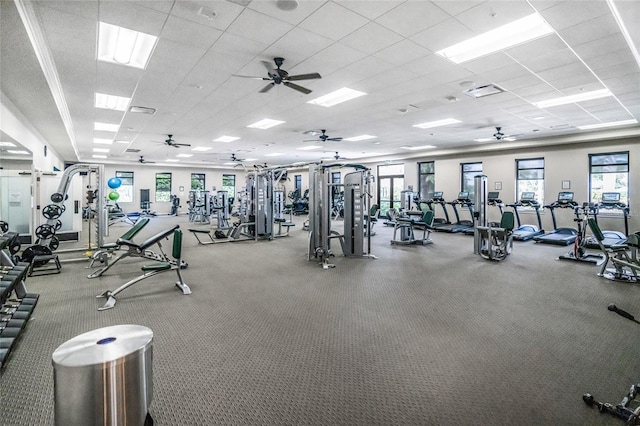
533,191 -> 578,246
429,192 -> 453,232
508,192 -> 544,241
439,191 -> 474,233
585,192 -> 629,249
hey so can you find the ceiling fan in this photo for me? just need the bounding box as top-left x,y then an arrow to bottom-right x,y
303,129 -> 343,142
233,57 -> 321,94
218,153 -> 245,163
492,127 -> 520,141
323,151 -> 349,160
163,134 -> 190,148
138,156 -> 155,164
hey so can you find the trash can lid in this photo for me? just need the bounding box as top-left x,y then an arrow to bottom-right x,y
52,324 -> 153,367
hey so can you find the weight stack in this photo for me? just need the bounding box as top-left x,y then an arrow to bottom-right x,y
52,324 -> 153,426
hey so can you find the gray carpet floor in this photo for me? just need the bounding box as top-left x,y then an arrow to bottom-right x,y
1,214 -> 638,425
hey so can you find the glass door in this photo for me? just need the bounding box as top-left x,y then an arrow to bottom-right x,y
378,176 -> 404,217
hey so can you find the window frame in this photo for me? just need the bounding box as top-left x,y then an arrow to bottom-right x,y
222,174 -> 236,199
294,174 -> 302,190
191,173 -> 206,191
418,161 -> 435,201
155,172 -> 172,202
515,157 -> 545,207
460,162 -> 482,200
588,151 -> 629,208
115,171 -> 134,203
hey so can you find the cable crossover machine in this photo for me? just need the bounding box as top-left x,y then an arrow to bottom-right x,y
307,163 -> 376,269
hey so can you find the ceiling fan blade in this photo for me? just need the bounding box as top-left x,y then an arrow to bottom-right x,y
283,81 -> 312,94
260,83 -> 275,93
326,137 -> 343,142
232,74 -> 271,80
287,72 -> 322,81
176,143 -> 191,147
261,61 -> 275,74
302,139 -> 320,142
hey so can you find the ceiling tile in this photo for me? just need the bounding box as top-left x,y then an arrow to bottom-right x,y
160,15 -> 223,50
453,1 -> 537,33
226,8 -> 294,44
340,22 -> 404,55
375,1 -> 450,37
558,14 -> 620,46
410,18 -> 473,52
432,1 -> 480,17
373,40 -> 430,66
539,0 -> 610,31
262,27 -> 334,64
98,1 -> 167,35
337,0 -> 405,21
298,2 -> 369,41
170,0 -> 245,31
35,0 -> 98,20
247,0 -> 325,25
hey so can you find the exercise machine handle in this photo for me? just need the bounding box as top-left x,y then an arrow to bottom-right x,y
608,304 -> 640,324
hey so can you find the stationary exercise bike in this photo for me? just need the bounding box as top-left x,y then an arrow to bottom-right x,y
558,202 -> 604,264
583,304 -> 639,425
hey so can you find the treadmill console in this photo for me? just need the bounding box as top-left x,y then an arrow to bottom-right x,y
457,191 -> 470,201
432,191 -> 444,202
601,192 -> 620,203
557,192 -> 574,204
519,192 -> 539,208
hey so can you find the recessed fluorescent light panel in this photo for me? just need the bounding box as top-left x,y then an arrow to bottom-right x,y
93,148 -> 110,153
95,93 -> 131,111
7,150 -> 30,155
93,138 -> 113,145
244,158 -> 257,162
577,119 -> 638,130
115,140 -> 130,144
247,119 -> 285,129
400,145 -> 437,150
0,142 -> 16,147
297,145 -> 321,150
436,13 -> 554,64
413,118 -> 461,129
97,22 -> 158,69
214,136 -> 240,143
176,154 -> 193,158
307,87 -> 366,107
165,159 -> 180,163
344,134 -> 376,141
474,138 -> 493,142
533,89 -> 613,108
192,147 -> 213,152
94,122 -> 120,132
92,154 -> 107,159
265,153 -> 284,157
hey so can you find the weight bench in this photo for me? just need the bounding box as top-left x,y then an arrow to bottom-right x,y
476,211 -> 514,261
88,217 -> 150,268
97,228 -> 191,311
274,218 -> 295,237
88,224 -> 184,279
189,228 -> 217,245
391,210 -> 434,245
588,218 -> 639,283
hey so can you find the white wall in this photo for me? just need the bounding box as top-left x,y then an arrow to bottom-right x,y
395,138 -> 639,232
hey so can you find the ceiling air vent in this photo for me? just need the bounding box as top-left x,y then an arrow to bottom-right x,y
125,148 -> 140,153
463,84 -> 505,99
129,106 -> 156,115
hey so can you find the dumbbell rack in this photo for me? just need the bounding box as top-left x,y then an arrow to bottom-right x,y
0,234 -> 39,368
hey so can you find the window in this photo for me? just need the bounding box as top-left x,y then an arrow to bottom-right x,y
516,158 -> 544,205
115,171 -> 133,202
191,173 -> 205,191
460,162 -> 482,200
589,152 -> 629,205
222,174 -> 235,199
418,161 -> 435,201
155,172 -> 172,202
294,174 -> 302,190
331,171 -> 342,206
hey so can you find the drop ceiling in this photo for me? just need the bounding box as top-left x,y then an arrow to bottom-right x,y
1,0 -> 638,168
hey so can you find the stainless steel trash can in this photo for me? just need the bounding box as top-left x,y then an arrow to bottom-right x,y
52,324 -> 153,426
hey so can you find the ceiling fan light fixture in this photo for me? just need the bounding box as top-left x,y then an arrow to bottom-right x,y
436,13 -> 554,64
307,87 -> 366,107
97,22 -> 157,69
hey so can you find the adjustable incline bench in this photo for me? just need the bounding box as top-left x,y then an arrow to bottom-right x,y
88,217 -> 150,268
97,228 -> 191,310
88,224 -> 186,279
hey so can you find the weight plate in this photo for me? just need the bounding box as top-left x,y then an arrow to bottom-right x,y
42,204 -> 63,220
21,245 -> 52,266
0,221 -> 8,233
49,236 -> 59,251
50,193 -> 64,203
53,219 -> 62,231
35,224 -> 54,239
